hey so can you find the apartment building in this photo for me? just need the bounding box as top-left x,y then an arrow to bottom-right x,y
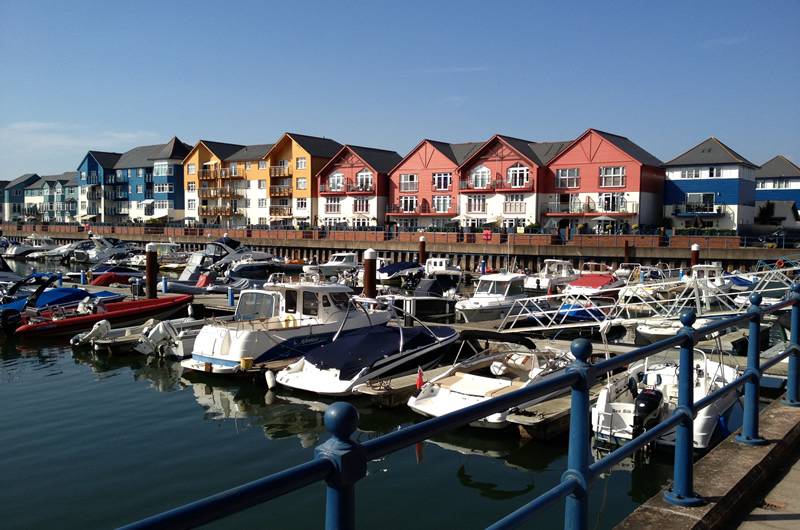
76,151 -> 121,222
183,140 -> 248,225
23,172 -> 79,222
2,173 -> 40,222
663,137 -> 758,230
224,144 -> 273,225
317,145 -> 402,227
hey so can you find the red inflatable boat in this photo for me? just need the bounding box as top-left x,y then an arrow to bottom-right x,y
14,294 -> 194,338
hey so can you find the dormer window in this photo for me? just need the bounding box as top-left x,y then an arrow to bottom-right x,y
507,164 -> 529,188
328,173 -> 344,191
355,169 -> 373,191
471,166 -> 491,189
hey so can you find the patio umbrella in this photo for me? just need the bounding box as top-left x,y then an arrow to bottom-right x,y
591,215 -> 616,222
451,214 -> 468,222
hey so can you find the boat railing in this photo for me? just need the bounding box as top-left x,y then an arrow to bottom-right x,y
120,287 -> 800,530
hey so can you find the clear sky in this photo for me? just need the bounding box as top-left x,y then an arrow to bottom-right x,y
0,0 -> 798,177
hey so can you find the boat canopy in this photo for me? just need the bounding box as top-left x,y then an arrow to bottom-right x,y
569,274 -> 617,289
378,261 -> 420,275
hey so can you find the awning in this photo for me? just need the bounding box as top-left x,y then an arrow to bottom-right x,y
451,214 -> 468,222
591,215 -> 616,222
79,214 -> 98,220
141,199 -> 155,206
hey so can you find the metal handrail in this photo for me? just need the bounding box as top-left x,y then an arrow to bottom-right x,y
119,287 -> 800,530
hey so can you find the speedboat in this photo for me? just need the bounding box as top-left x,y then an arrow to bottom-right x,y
303,252 -> 359,278
455,273 -> 528,323
3,234 -> 57,259
562,274 -> 625,298
591,352 -> 740,450
27,239 -> 96,262
408,335 -> 573,429
180,281 -> 392,375
127,242 -> 187,269
524,259 -> 578,293
201,235 -> 273,268
71,236 -> 130,264
13,294 -> 193,339
424,258 -> 463,289
375,261 -> 424,286
377,278 -> 459,323
275,324 -> 459,396
0,256 -> 22,283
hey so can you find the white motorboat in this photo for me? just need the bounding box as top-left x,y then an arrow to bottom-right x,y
180,280 -> 392,375
127,242 -> 185,268
373,259 -> 423,286
579,261 -> 613,275
201,234 -> 273,268
424,257 -> 463,287
275,323 -> 459,396
303,252 -> 359,278
408,338 -> 573,429
524,259 -> 578,292
72,236 -> 130,264
591,352 -> 740,449
562,274 -> 626,298
3,234 -> 57,259
682,264 -> 732,302
635,316 -> 721,344
455,273 -> 528,323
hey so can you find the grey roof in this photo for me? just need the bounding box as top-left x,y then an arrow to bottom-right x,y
755,155 -> 800,178
149,136 -> 192,161
426,140 -> 485,166
531,141 -> 573,165
346,145 -> 403,173
6,173 -> 39,188
198,140 -> 245,161
225,144 -> 274,162
496,135 -> 544,165
592,130 -> 663,167
286,133 -> 342,158
25,172 -> 78,189
664,137 -> 758,168
88,151 -> 122,169
0,180 -> 8,191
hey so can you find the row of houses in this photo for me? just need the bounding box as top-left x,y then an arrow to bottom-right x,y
2,129 -> 799,234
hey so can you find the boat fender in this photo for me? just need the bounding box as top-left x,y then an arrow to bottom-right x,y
283,314 -> 297,328
627,376 -> 639,398
777,259 -> 785,268
265,370 -> 277,389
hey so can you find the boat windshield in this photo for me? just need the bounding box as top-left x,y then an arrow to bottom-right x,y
475,280 -> 507,295
235,292 -> 279,321
328,291 -> 349,309
204,243 -> 228,258
330,254 -> 352,263
506,280 -> 524,296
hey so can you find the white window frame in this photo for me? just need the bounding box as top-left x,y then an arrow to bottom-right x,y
681,168 -> 701,179
188,199 -> 196,209
328,172 -> 344,191
467,194 -> 487,213
399,174 -> 418,192
187,182 -> 196,191
400,195 -> 417,213
258,198 -> 268,208
296,157 -> 307,170
507,164 -> 529,188
598,192 -> 626,212
258,179 -> 267,189
245,161 -> 252,170
355,169 -> 373,190
258,160 -> 267,170
187,163 -> 196,175
556,168 -> 580,188
432,195 -> 451,213
599,166 -> 626,187
353,198 -> 370,213
296,198 -> 308,210
433,172 -> 452,191
296,177 -> 307,190
471,166 -> 491,189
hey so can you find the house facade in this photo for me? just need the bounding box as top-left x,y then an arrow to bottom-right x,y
183,140 -> 247,225
224,144 -> 273,226
663,137 -> 758,231
317,145 -> 401,228
262,133 -> 342,228
754,155 -> 800,226
387,140 -> 483,230
541,129 -> 664,233
24,172 -> 79,222
76,151 -> 121,223
3,173 -> 40,222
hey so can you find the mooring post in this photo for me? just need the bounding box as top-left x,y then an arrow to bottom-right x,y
227,286 -> 235,307
161,276 -> 168,294
145,242 -> 157,299
57,271 -> 63,288
80,269 -> 87,285
623,239 -> 631,263
563,338 -> 593,529
316,402 -> 366,530
787,283 -> 800,406
690,243 -> 700,267
737,293 -> 768,444
664,310 -> 704,506
363,248 -> 376,299
418,236 -> 427,264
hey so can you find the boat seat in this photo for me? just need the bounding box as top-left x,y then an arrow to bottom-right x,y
436,373 -> 466,390
486,379 -> 526,398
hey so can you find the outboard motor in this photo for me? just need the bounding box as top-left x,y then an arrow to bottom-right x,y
632,388 -> 663,437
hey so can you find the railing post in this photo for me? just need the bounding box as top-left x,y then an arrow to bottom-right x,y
786,283 -> 800,406
315,402 -> 366,530
563,338 -> 593,530
664,310 -> 704,506
736,293 -> 768,445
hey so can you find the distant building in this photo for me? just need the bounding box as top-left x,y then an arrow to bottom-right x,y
0,180 -> 7,221
224,144 -> 273,226
23,172 -> 79,222
663,137 -> 759,231
754,155 -> 800,227
3,173 -> 40,222
76,151 -> 121,223
183,140 -> 247,225
317,145 -> 402,228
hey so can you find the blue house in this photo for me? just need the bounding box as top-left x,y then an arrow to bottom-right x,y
663,137 -> 759,232
2,173 -> 40,222
116,137 -> 191,222
76,151 -> 122,223
23,172 -> 79,222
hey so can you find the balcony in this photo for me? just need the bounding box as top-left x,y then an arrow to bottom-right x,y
198,188 -> 244,199
269,206 -> 292,217
269,185 -> 292,197
198,168 -> 244,180
459,180 -> 494,193
545,199 -> 639,216
199,206 -> 241,217
348,182 -> 374,194
269,166 -> 291,178
503,202 -> 526,214
319,183 -> 346,195
494,179 -> 533,192
386,203 -> 456,216
672,203 -> 725,217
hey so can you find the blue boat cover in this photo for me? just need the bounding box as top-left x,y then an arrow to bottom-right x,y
378,261 -> 421,275
303,325 -> 454,380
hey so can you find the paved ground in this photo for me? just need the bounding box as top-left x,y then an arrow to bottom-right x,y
738,450 -> 800,529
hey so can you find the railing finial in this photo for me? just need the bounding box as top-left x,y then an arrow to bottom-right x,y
749,292 -> 763,309
570,337 -> 592,363
324,402 -> 359,442
679,309 -> 696,328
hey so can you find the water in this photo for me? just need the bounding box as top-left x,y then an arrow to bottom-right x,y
1,332 -> 675,530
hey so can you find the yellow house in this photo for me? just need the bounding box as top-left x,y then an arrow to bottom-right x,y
262,132 -> 342,227
183,140 -> 273,226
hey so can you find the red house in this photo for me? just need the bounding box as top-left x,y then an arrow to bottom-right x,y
541,129 -> 664,233
455,135 -> 571,229
386,139 -> 483,229
316,145 -> 401,228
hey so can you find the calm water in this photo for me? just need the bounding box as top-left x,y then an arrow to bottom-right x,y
1,331 -> 674,530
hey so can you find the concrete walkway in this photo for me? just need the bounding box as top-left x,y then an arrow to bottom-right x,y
738,451 -> 800,529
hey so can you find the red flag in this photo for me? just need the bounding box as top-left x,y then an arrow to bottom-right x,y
416,366 -> 424,390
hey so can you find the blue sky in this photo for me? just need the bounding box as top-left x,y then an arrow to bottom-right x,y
1,0 -> 798,176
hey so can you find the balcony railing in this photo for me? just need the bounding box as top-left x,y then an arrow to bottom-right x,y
459,180 -> 493,192
198,188 -> 244,199
546,199 -> 638,215
503,202 -> 526,214
348,182 -> 374,193
386,204 -> 456,215
269,206 -> 292,217
495,179 -> 533,191
198,169 -> 245,180
269,185 -> 292,197
199,206 -> 241,217
269,166 -> 290,178
319,183 -> 346,194
673,203 -> 725,217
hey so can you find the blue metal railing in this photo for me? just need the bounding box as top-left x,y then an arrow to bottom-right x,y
120,288 -> 800,530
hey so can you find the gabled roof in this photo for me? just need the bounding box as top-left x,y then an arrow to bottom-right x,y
546,128 -> 662,167
149,136 -> 192,161
197,140 -> 246,161
457,134 -> 548,170
115,144 -> 166,169
287,132 -> 342,158
226,144 -> 274,162
25,172 -> 79,189
88,151 -> 122,169
426,140 -> 485,166
755,155 -> 800,178
531,141 -> 573,165
664,137 -> 758,168
318,145 -> 403,177
6,173 -> 39,188
0,180 -> 9,191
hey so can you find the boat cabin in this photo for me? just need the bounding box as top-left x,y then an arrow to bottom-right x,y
687,264 -> 724,281
424,258 -> 460,275
234,283 -> 353,322
325,253 -> 358,266
473,273 -> 526,298
580,262 -> 612,274
540,259 -> 576,277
